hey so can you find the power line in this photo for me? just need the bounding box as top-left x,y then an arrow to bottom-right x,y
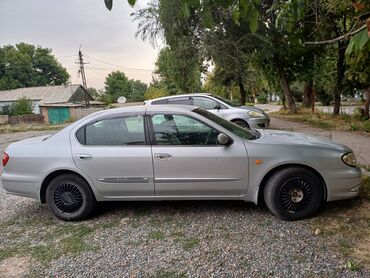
56,54 -> 78,58
84,52 -> 154,72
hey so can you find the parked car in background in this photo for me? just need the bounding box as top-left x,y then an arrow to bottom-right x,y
144,93 -> 270,129
1,105 -> 361,221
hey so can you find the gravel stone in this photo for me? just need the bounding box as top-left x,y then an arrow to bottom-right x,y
0,131 -> 369,277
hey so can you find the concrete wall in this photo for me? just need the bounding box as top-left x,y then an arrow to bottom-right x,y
71,107 -> 104,120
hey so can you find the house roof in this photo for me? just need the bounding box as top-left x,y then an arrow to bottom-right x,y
0,84 -> 87,104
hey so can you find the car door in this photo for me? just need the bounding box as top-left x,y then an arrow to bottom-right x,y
71,113 -> 154,198
149,112 -> 249,196
191,96 -> 225,118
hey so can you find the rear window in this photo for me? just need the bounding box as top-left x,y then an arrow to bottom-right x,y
76,116 -> 146,146
152,99 -> 168,105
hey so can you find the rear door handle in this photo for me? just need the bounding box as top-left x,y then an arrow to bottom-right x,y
76,153 -> 93,160
154,153 -> 173,160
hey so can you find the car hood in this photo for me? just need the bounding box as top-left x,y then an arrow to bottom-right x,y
256,129 -> 350,152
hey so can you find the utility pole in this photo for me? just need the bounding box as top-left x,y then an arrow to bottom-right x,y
76,48 -> 89,107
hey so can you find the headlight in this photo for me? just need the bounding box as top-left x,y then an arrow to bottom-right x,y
248,111 -> 264,118
341,152 -> 357,167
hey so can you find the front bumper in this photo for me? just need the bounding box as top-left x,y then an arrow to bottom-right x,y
247,117 -> 270,129
321,167 -> 362,201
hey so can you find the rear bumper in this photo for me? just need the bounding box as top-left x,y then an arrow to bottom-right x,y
321,167 -> 362,201
0,172 -> 41,200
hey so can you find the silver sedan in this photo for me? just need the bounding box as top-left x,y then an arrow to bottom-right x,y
1,105 -> 361,221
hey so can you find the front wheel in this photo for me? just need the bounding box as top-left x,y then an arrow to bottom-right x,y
233,120 -> 250,129
263,167 -> 324,221
46,174 -> 96,221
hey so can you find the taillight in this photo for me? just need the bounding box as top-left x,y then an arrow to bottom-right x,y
2,152 -> 9,167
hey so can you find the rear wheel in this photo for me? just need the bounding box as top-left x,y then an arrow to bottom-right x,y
263,167 -> 323,220
233,120 -> 250,129
46,174 -> 96,221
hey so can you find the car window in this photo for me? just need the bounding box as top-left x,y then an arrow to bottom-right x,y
151,99 -> 168,105
167,97 -> 191,105
77,116 -> 145,146
211,95 -> 240,107
192,97 -> 220,110
151,114 -> 219,145
193,108 -> 254,140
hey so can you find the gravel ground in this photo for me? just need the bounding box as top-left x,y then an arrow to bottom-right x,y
0,130 -> 369,277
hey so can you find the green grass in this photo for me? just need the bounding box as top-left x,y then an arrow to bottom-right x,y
149,230 -> 165,240
182,237 -> 200,251
152,269 -> 187,278
271,108 -> 370,133
0,216 -> 104,265
310,176 -> 370,270
0,124 -> 66,134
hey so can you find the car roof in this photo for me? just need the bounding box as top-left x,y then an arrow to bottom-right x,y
88,104 -> 197,118
145,93 -> 211,103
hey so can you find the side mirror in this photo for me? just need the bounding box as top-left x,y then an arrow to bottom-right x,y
214,104 -> 221,110
217,133 -> 232,146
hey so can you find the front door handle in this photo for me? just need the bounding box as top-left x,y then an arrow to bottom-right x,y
76,153 -> 93,160
154,153 -> 173,160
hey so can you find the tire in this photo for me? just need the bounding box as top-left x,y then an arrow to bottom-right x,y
263,167 -> 324,221
233,120 -> 250,129
46,173 -> 96,221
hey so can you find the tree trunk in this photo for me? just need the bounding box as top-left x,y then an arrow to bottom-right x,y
365,86 -> 370,119
303,81 -> 314,108
239,81 -> 246,105
333,42 -> 346,115
275,59 -> 297,114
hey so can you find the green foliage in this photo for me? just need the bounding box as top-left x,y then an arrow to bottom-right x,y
9,97 -> 33,116
155,47 -> 201,94
346,29 -> 370,55
103,71 -> 147,103
257,93 -> 268,104
144,86 -> 168,100
346,47 -> 370,88
0,43 -> 70,90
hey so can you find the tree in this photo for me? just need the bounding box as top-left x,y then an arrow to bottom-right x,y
9,97 -> 34,116
133,0 -> 203,94
144,86 -> 168,100
128,79 -> 148,102
346,48 -> 370,118
0,43 -> 69,90
104,71 -> 131,103
154,47 -> 201,94
104,71 -> 147,103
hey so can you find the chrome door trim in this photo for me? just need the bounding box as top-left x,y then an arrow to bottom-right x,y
97,177 -> 152,183
155,177 -> 241,183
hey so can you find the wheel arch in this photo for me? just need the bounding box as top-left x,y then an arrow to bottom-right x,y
40,169 -> 96,203
257,163 -> 327,205
231,118 -> 250,127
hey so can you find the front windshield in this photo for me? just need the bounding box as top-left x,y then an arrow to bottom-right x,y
193,108 -> 254,140
211,95 -> 240,107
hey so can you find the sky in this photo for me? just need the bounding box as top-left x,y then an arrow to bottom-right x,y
0,0 -> 160,90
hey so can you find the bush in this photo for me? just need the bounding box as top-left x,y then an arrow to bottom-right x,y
9,97 -> 34,116
364,120 -> 370,133
316,89 -> 333,106
257,93 -> 268,104
144,87 -> 168,100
